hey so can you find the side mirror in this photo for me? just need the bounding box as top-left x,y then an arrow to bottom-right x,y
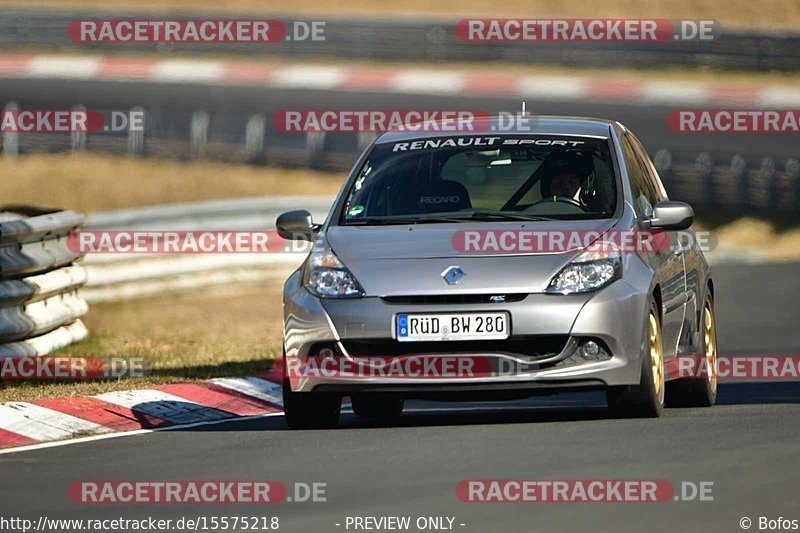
647,201 -> 694,231
276,210 -> 320,241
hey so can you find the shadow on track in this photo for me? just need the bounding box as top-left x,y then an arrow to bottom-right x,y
167,391 -> 614,433
715,382 -> 800,405
149,382 -> 800,434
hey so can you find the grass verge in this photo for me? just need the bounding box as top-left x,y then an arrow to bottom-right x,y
0,283 -> 285,402
0,153 -> 342,213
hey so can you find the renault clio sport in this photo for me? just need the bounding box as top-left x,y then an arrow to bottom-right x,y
276,117 -> 717,429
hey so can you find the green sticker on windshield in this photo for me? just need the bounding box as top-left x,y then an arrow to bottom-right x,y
348,205 -> 365,216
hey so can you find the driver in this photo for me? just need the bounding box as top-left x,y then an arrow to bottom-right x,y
539,153 -> 593,205
545,171 -> 583,201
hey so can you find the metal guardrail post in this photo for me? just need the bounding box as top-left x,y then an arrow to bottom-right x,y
357,132 -> 378,152
70,104 -> 87,152
729,155 -> 747,210
786,159 -> 800,211
127,106 -> 145,156
245,114 -> 266,163
306,131 -> 326,170
653,149 -> 673,188
190,110 -> 210,159
759,157 -> 778,210
425,25 -> 449,61
2,101 -> 19,157
696,152 -> 715,206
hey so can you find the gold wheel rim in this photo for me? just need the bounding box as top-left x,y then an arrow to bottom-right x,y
704,300 -> 718,394
649,311 -> 664,404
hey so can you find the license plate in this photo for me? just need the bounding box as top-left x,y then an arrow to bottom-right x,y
395,312 -> 509,342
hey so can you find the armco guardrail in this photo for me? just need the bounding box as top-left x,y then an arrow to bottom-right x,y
0,207 -> 88,356
1,11 -> 799,71
654,151 -> 800,216
3,94 -> 798,218
81,196 -> 332,302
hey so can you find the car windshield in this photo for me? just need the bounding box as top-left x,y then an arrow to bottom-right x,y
340,135 -> 617,225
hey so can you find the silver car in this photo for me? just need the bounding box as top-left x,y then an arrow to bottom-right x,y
277,117 -> 717,429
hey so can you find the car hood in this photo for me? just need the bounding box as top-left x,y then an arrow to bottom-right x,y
325,220 -> 617,296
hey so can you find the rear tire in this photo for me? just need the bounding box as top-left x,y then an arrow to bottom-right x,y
282,378 -> 342,429
666,293 -> 717,408
606,296 -> 665,418
351,394 -> 404,419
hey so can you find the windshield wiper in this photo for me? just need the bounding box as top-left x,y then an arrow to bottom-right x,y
343,212 -> 558,225
344,217 -> 471,226
344,217 -> 417,226
455,212 -> 559,222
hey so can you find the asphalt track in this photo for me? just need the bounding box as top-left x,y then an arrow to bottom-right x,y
0,262 -> 798,533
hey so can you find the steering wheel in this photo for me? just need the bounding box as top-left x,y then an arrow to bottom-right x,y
532,195 -> 588,210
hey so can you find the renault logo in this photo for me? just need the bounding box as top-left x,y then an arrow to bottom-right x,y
441,266 -> 465,285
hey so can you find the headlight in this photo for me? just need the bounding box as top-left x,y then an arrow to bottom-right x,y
304,247 -> 364,298
545,242 -> 622,294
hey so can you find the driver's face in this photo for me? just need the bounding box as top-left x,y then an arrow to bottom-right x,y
548,172 -> 582,199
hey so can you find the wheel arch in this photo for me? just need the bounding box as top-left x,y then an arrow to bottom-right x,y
652,283 -> 663,321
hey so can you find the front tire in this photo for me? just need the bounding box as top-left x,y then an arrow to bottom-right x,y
666,293 -> 718,407
282,378 -> 342,429
606,296 -> 665,418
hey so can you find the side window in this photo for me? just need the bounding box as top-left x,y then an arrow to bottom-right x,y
629,134 -> 666,202
621,134 -> 658,218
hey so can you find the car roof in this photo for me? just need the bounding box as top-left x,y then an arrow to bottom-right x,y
375,115 -> 619,144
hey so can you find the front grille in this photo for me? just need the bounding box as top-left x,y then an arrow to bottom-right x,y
341,335 -> 568,361
381,294 -> 528,305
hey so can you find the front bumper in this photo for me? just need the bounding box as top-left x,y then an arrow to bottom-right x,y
283,269 -> 650,393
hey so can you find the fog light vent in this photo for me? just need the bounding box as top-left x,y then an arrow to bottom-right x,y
554,338 -> 611,367
581,341 -> 601,359
319,347 -> 336,358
